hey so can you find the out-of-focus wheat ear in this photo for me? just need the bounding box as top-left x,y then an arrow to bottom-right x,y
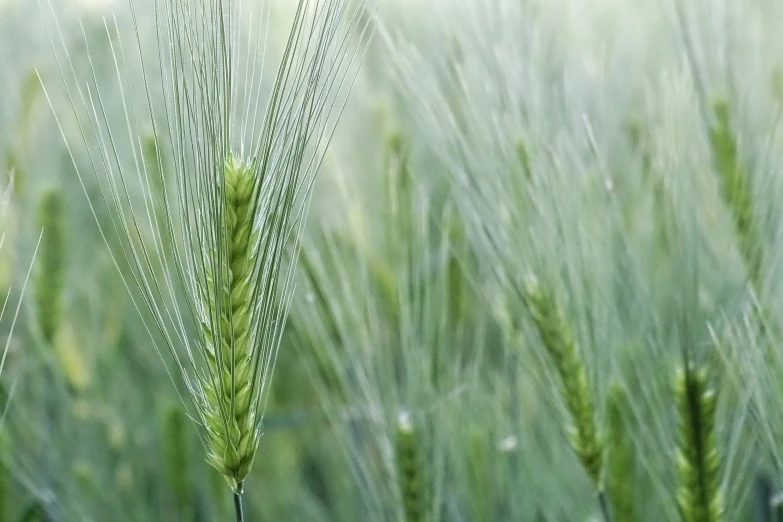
32,189 -> 64,522
523,276 -> 604,493
624,118 -> 670,250
516,140 -> 532,180
384,131 -> 413,261
606,382 -> 635,522
467,429 -> 491,521
446,213 -> 468,327
5,69 -> 42,199
162,404 -> 192,522
395,412 -> 427,522
675,365 -> 723,522
33,189 -> 64,347
707,97 -> 762,292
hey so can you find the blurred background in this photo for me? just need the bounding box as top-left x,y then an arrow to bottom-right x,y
2,0 -> 783,521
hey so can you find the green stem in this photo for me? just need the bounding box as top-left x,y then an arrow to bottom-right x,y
233,488 -> 244,522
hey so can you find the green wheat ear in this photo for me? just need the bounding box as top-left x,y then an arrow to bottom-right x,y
395,412 -> 427,522
34,189 -> 64,345
162,404 -> 193,522
675,365 -> 723,522
707,98 -> 761,290
515,140 -> 532,180
466,428 -> 491,521
523,276 -> 603,491
606,382 -> 636,522
202,155 -> 258,493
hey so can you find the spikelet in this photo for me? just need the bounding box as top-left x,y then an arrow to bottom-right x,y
33,189 -> 64,346
707,98 -> 761,289
201,155 -> 257,492
523,276 -> 603,490
395,412 -> 427,522
606,382 -> 636,522
675,365 -> 722,522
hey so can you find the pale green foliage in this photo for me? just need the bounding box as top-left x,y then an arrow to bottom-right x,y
289,129 -> 482,521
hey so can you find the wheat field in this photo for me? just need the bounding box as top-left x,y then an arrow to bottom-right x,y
1,0 -> 783,521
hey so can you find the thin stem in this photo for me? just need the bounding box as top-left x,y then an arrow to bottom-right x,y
233,487 -> 244,522
598,491 -> 612,522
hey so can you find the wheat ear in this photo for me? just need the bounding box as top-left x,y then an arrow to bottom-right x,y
523,277 -> 603,491
606,382 -> 635,522
202,155 -> 257,492
707,98 -> 761,291
396,412 -> 426,522
34,189 -> 63,346
40,0 -> 382,518
675,365 -> 722,522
